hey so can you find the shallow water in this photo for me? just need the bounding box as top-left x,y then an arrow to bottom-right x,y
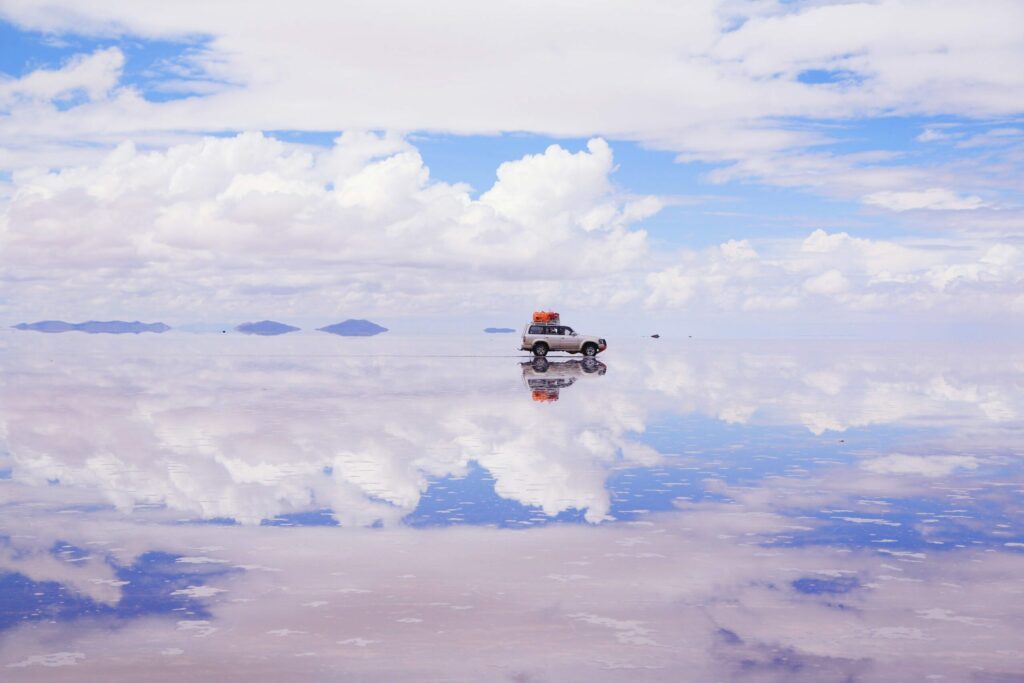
1,331 -> 1022,681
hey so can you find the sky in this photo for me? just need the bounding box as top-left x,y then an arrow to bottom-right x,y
0,0 -> 1023,336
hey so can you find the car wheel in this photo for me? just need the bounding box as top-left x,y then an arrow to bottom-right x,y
532,342 -> 549,357
582,343 -> 598,357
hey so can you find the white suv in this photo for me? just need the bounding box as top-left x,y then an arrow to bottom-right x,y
521,322 -> 607,357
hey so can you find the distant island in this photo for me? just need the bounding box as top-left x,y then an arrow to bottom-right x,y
13,320 -> 170,334
484,327 -> 516,333
235,320 -> 300,336
318,319 -> 388,336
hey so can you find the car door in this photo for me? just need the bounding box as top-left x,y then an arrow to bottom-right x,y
551,326 -> 571,351
560,326 -> 578,351
527,325 -> 553,351
536,325 -> 557,351
525,324 -> 544,349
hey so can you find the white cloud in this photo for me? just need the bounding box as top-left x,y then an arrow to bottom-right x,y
862,188 -> 988,212
0,2 -> 1021,324
0,1 -> 1022,203
802,269 -> 849,297
644,229 -> 1023,317
916,127 -> 960,143
480,139 -> 611,227
0,123 -> 1018,324
0,132 -> 653,320
0,47 -> 123,105
719,239 -> 758,262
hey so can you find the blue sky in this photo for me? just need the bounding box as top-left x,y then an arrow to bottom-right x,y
0,2 -> 1022,333
0,16 -> 911,245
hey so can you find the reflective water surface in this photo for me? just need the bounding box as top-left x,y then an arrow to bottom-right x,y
1,332 -> 1022,681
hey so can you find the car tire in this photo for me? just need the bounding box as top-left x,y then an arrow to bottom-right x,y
532,342 -> 549,357
582,343 -> 598,357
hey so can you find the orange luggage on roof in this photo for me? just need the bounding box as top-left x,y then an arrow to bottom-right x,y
533,311 -> 560,323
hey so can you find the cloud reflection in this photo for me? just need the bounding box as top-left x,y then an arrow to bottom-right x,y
0,336 -> 1021,528
0,495 -> 1022,681
0,335 -> 1022,679
0,335 -> 639,525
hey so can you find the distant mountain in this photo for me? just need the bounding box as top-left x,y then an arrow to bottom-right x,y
14,320 -> 170,334
235,320 -> 300,336
13,320 -> 75,333
484,327 -> 516,333
318,319 -> 388,336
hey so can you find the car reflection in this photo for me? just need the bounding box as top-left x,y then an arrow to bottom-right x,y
520,357 -> 607,402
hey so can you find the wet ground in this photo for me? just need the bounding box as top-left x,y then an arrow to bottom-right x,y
0,331 -> 1021,681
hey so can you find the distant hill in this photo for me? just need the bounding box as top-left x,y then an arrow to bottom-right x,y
235,320 -> 300,336
484,327 -> 516,333
318,319 -> 388,336
14,320 -> 170,334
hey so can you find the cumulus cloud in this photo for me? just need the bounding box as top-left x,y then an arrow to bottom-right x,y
0,3 -> 1021,324
0,129 -> 1019,325
802,269 -> 849,297
0,132 -> 653,320
644,229 -> 1023,317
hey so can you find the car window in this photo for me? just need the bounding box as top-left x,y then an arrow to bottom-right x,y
552,327 -> 564,335
563,327 -> 574,335
528,325 -> 543,334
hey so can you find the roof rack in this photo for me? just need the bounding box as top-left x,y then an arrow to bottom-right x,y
532,311 -> 560,324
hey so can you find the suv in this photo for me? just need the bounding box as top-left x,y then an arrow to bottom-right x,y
521,322 -> 607,357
